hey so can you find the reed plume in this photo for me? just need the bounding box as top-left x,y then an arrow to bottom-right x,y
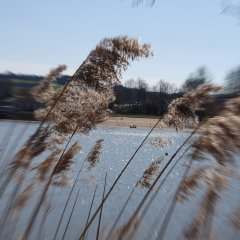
10,147 -> 30,171
177,166 -> 209,202
52,176 -> 71,187
32,64 -> 67,103
178,164 -> 240,202
183,172 -> 228,240
14,183 -> 35,211
164,84 -> 222,130
33,36 -> 152,145
86,139 -> 104,170
110,214 -> 141,240
10,126 -> 50,171
55,141 -> 81,174
35,148 -> 61,182
191,96 -> 240,165
149,137 -> 172,148
232,207 -> 240,228
138,158 -> 162,189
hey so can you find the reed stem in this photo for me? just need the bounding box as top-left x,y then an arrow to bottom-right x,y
53,158 -> 86,240
83,184 -> 98,240
62,188 -> 81,240
96,172 -> 107,240
78,118 -> 162,239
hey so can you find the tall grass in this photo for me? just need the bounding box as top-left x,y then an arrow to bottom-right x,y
0,35 -> 240,240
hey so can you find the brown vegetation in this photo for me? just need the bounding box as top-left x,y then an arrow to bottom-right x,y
0,35 -> 240,240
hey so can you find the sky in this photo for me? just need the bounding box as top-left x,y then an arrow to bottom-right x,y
0,0 -> 240,87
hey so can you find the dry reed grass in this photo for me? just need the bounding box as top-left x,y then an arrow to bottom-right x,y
32,65 -> 67,103
33,36 -> 152,146
149,137 -> 172,148
55,141 -> 81,174
34,148 -> 61,182
177,166 -> 209,202
173,94 -> 240,239
112,85 -> 240,240
86,139 -> 104,170
10,126 -> 50,172
12,36 -> 152,240
109,214 -> 141,240
50,142 -> 81,188
232,207 -> 240,228
14,183 -> 35,211
138,157 -> 163,188
183,172 -> 228,240
2,34 -> 240,240
191,96 -> 240,165
178,164 -> 240,202
164,84 -> 222,130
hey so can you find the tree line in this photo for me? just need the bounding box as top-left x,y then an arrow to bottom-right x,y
0,65 -> 240,117
112,65 -> 240,115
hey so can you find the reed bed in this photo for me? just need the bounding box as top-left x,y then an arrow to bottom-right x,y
0,35 -> 240,240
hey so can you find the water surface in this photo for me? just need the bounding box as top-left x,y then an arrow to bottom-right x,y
0,120 -> 239,240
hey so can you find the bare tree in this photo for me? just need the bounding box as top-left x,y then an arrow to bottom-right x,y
181,66 -> 212,92
151,85 -> 158,92
135,78 -> 149,91
152,79 -> 177,94
158,79 -> 173,93
124,79 -> 135,88
132,0 -> 156,7
221,0 -> 240,21
225,65 -> 240,92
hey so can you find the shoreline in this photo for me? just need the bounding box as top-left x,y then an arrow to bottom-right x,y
98,117 -> 193,132
0,117 -> 193,131
98,117 -> 161,129
1,116 -> 161,128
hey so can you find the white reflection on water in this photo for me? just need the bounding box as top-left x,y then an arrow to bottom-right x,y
0,121 -> 239,240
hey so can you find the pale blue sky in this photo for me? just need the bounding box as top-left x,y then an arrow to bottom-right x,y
0,0 -> 239,87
